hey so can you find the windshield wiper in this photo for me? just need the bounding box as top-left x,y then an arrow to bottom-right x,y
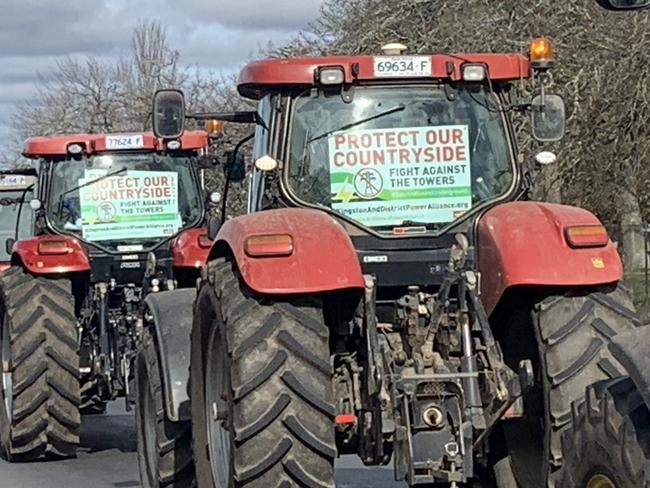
308,104 -> 406,143
61,167 -> 128,198
56,167 -> 128,221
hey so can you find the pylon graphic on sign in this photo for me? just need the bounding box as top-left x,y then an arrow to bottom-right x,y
354,168 -> 383,200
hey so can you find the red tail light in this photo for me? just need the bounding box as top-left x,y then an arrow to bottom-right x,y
197,234 -> 212,249
565,225 -> 609,248
244,234 -> 293,257
335,414 -> 357,425
38,239 -> 71,255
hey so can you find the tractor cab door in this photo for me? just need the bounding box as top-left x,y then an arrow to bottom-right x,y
248,95 -> 275,214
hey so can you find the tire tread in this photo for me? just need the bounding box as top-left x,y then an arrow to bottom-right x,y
0,267 -> 79,461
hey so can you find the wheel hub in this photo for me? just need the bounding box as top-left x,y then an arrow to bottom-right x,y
1,315 -> 12,422
587,474 -> 616,488
205,329 -> 232,487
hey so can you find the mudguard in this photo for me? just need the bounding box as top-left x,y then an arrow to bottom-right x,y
12,235 -> 91,274
208,208 -> 365,294
171,227 -> 210,269
478,201 -> 623,315
609,326 -> 650,410
144,288 -> 196,422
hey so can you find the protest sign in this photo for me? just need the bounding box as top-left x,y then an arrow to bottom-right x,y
78,170 -> 181,241
328,125 -> 471,227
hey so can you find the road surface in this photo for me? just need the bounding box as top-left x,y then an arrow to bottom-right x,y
0,402 -> 404,488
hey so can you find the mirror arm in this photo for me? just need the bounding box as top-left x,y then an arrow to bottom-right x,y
188,111 -> 262,125
254,112 -> 269,131
220,168 -> 231,226
232,133 -> 255,161
221,133 -> 255,221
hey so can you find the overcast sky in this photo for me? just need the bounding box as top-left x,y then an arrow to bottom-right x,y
0,0 -> 324,155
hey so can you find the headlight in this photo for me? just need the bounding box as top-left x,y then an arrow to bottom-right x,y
461,64 -> 487,82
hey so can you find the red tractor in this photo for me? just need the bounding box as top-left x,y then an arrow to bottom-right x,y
0,128 -> 244,463
554,1 -> 650,488
0,169 -> 36,272
142,39 -> 641,487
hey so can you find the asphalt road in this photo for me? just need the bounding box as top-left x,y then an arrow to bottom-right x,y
0,403 -> 404,488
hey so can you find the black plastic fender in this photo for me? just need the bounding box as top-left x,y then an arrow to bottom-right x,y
144,288 -> 196,422
609,324 -> 650,409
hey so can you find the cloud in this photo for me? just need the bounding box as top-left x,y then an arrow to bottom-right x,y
168,0 -> 323,31
170,24 -> 297,71
0,0 -> 325,157
0,0 -> 132,57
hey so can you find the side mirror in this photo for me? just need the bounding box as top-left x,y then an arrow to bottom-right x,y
153,89 -> 186,139
225,151 -> 246,182
206,215 -> 221,241
531,94 -> 566,142
5,238 -> 15,255
596,0 -> 650,9
195,155 -> 218,169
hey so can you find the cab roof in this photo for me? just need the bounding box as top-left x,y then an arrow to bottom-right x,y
22,130 -> 209,158
237,53 -> 531,99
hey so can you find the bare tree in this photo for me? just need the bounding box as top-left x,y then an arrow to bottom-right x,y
11,21 -> 186,144
116,21 -> 186,130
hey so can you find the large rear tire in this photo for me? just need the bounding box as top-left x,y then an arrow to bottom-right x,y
135,328 -> 195,487
0,266 -> 80,461
190,259 -> 336,488
558,377 -> 649,487
497,284 -> 641,487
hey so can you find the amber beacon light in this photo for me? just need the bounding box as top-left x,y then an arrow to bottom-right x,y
529,37 -> 555,69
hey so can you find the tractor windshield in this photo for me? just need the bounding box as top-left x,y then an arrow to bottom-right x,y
45,153 -> 202,252
286,85 -> 514,233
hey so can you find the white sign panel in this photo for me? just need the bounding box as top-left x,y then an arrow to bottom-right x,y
105,135 -> 145,150
373,56 -> 432,78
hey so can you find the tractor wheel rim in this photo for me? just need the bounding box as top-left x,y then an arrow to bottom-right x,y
586,474 -> 616,488
205,328 -> 231,487
1,313 -> 12,422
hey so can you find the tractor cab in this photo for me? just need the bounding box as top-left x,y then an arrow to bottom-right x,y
236,40 -> 565,290
241,41 -> 563,224
0,169 -> 36,271
21,131 -> 213,287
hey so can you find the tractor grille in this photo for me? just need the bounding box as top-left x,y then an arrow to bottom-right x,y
417,381 -> 445,397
